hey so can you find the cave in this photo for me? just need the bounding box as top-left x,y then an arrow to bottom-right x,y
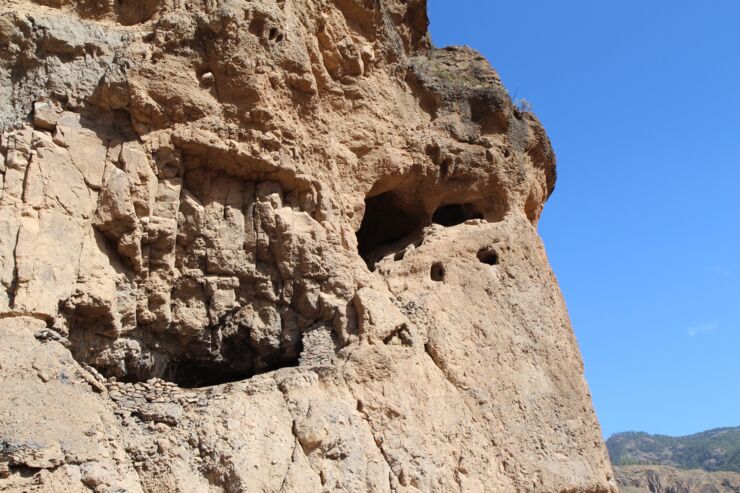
164,361 -> 253,388
67,307 -> 307,389
356,190 -> 427,269
356,192 -> 497,270
432,203 -> 484,227
165,354 -> 300,389
430,262 -> 446,282
159,320 -> 304,388
477,247 -> 499,266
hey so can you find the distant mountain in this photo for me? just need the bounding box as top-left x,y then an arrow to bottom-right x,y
615,465 -> 740,493
607,427 -> 740,472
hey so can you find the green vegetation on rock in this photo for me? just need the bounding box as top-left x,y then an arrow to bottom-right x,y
607,427 -> 740,472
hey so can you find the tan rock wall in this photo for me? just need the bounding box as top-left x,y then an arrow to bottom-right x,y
0,0 -> 615,491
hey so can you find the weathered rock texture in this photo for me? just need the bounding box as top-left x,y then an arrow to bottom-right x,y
0,0 -> 615,491
616,465 -> 740,493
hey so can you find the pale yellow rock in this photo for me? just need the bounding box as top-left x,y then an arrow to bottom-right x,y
32,100 -> 60,131
0,316 -> 142,492
13,211 -> 84,317
0,209 -> 19,311
56,115 -> 109,189
353,286 -> 416,344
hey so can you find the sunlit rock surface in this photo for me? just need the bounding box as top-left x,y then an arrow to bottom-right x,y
0,0 -> 615,491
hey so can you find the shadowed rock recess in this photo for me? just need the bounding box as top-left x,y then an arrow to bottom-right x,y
0,0 -> 615,491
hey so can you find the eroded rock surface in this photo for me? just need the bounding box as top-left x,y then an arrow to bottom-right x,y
0,0 -> 615,491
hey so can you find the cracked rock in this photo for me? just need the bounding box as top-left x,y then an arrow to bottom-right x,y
0,0 -> 616,492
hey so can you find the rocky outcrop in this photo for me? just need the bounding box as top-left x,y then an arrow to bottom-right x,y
616,465 -> 740,493
0,0 -> 614,491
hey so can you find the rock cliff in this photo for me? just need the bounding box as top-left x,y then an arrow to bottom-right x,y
0,0 -> 615,491
616,465 -> 740,493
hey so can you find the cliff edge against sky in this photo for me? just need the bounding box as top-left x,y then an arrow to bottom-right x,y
0,0 -> 615,491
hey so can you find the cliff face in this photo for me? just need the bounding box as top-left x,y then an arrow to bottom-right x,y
0,1 -> 615,491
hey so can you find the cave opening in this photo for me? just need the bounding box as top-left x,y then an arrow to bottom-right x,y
161,326 -> 304,388
477,248 -> 498,266
164,355 -> 300,389
356,190 -> 427,270
430,262 -> 445,282
432,203 -> 483,227
164,361 -> 250,389
67,317 -> 305,389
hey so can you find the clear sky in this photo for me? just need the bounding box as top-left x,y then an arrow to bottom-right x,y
428,0 -> 740,439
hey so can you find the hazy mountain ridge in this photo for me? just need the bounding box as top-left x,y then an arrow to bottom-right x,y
615,465 -> 740,493
608,427 -> 740,472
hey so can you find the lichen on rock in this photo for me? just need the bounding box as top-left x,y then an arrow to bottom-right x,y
0,0 -> 615,491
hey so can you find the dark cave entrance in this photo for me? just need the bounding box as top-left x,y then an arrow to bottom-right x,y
356,190 -> 427,270
430,262 -> 446,282
356,190 -> 494,270
431,203 -> 484,227
164,354 -> 300,389
161,323 -> 304,388
163,357 -> 255,388
68,315 -> 305,389
477,247 -> 499,266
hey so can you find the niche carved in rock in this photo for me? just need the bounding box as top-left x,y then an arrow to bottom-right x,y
66,163 -> 343,388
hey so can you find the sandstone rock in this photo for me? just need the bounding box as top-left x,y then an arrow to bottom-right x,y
0,0 -> 615,491
32,100 -> 60,131
0,316 -> 142,492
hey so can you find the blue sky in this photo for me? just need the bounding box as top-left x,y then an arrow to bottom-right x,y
428,0 -> 740,438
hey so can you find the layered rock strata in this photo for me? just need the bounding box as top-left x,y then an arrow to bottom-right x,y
0,0 -> 615,491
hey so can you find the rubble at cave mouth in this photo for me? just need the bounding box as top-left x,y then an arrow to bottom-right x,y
68,327 -> 306,389
163,354 -> 301,389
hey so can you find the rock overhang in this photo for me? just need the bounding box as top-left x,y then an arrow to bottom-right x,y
0,1 -> 613,491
